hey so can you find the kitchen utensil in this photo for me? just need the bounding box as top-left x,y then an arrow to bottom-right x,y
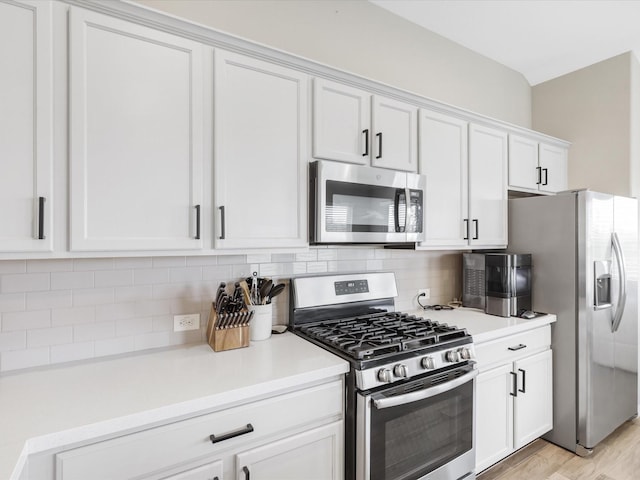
259,279 -> 273,305
215,282 -> 226,306
267,283 -> 285,303
251,272 -> 259,305
239,280 -> 252,306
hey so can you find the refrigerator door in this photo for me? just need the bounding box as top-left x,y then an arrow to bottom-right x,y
578,192 -> 638,450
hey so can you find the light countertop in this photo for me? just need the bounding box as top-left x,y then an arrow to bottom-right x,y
409,307 -> 556,343
0,333 -> 349,480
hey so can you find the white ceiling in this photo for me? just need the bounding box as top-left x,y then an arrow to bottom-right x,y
370,0 -> 640,85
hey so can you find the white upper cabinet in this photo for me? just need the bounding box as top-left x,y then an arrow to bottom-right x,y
312,79 -> 417,172
313,79 -> 370,165
509,134 -> 568,194
418,109 -> 469,247
371,95 -> 418,172
538,142 -> 568,193
0,0 -> 53,253
68,8 -> 204,251
468,124 -> 508,247
214,50 -> 308,249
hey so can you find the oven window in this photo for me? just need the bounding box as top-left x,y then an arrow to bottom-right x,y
370,379 -> 473,480
325,180 -> 405,233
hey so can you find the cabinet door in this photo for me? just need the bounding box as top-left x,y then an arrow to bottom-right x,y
69,8 -> 204,251
418,109 -> 468,247
371,95 -> 418,172
508,134 -> 539,191
468,124 -> 508,247
158,460 -> 223,480
475,364 -> 514,473
214,50 -> 308,249
513,349 -> 553,449
0,0 -> 53,252
313,78 -> 370,165
539,143 -> 568,193
235,422 -> 343,480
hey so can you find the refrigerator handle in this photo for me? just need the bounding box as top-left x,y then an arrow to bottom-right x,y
611,232 -> 627,333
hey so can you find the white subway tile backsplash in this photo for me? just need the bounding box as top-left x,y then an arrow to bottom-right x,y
1,273 -> 50,293
50,342 -> 95,364
0,293 -> 26,313
74,258 -> 115,271
26,290 -> 72,310
0,248 -> 461,372
134,268 -> 169,285
115,317 -> 152,337
95,336 -> 135,357
27,259 -> 73,273
95,269 -> 134,288
27,326 -> 73,347
115,285 -> 153,303
0,331 -> 26,352
114,257 -> 153,269
74,321 -> 115,342
2,310 -> 51,331
52,306 -> 95,326
0,260 -> 27,274
73,288 -> 115,306
152,256 -> 186,268
51,271 -> 94,290
1,347 -> 49,371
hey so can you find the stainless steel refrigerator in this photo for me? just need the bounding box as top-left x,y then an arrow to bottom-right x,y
508,190 -> 638,455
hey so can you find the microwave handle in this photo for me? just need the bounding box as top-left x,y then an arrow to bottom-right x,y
394,189 -> 402,232
404,188 -> 411,232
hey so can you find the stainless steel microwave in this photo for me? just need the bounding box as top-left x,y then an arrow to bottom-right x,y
310,160 -> 426,244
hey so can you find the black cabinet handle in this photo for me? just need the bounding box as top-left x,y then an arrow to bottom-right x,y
194,205 -> 201,240
463,219 -> 469,240
209,423 -> 254,444
508,343 -> 527,351
218,206 -> 226,240
38,196 -> 46,240
543,168 -> 548,186
536,166 -> 542,185
510,371 -> 518,397
376,132 -> 382,159
472,219 -> 479,240
518,368 -> 526,393
242,466 -> 250,479
209,423 -> 253,443
362,129 -> 369,157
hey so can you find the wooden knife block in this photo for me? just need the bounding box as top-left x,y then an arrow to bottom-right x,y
206,305 -> 250,352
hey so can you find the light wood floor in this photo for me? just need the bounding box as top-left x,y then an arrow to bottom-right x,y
477,417 -> 640,480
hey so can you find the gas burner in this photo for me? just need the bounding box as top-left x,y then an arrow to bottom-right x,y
298,311 -> 469,360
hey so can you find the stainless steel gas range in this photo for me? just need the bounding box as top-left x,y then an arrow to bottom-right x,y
290,272 -> 477,480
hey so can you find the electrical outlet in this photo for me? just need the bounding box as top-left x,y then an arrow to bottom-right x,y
173,313 -> 200,332
418,288 -> 431,300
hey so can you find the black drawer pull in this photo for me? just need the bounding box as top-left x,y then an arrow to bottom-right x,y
362,129 -> 369,156
194,205 -> 201,240
519,368 -> 526,393
209,423 -> 254,444
219,205 -> 226,240
38,196 -> 46,240
243,465 -> 250,479
508,344 -> 527,351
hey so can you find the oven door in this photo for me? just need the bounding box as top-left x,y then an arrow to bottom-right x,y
356,364 -> 477,480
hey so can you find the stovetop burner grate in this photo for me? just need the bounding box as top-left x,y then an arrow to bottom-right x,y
298,311 -> 469,360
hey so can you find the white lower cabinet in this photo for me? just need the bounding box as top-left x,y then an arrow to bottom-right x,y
235,421 -> 343,479
475,326 -> 553,473
53,379 -> 344,480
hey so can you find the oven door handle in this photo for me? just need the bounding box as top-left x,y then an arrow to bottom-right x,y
372,369 -> 478,409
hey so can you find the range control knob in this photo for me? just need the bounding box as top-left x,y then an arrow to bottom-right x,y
421,356 -> 436,370
377,368 -> 393,383
459,347 -> 473,360
445,350 -> 461,363
393,364 -> 409,378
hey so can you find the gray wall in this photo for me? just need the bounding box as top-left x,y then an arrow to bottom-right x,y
135,0 -> 532,127
533,52 -> 640,198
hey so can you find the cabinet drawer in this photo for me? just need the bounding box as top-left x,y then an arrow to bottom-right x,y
56,379 -> 343,480
475,326 -> 550,369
